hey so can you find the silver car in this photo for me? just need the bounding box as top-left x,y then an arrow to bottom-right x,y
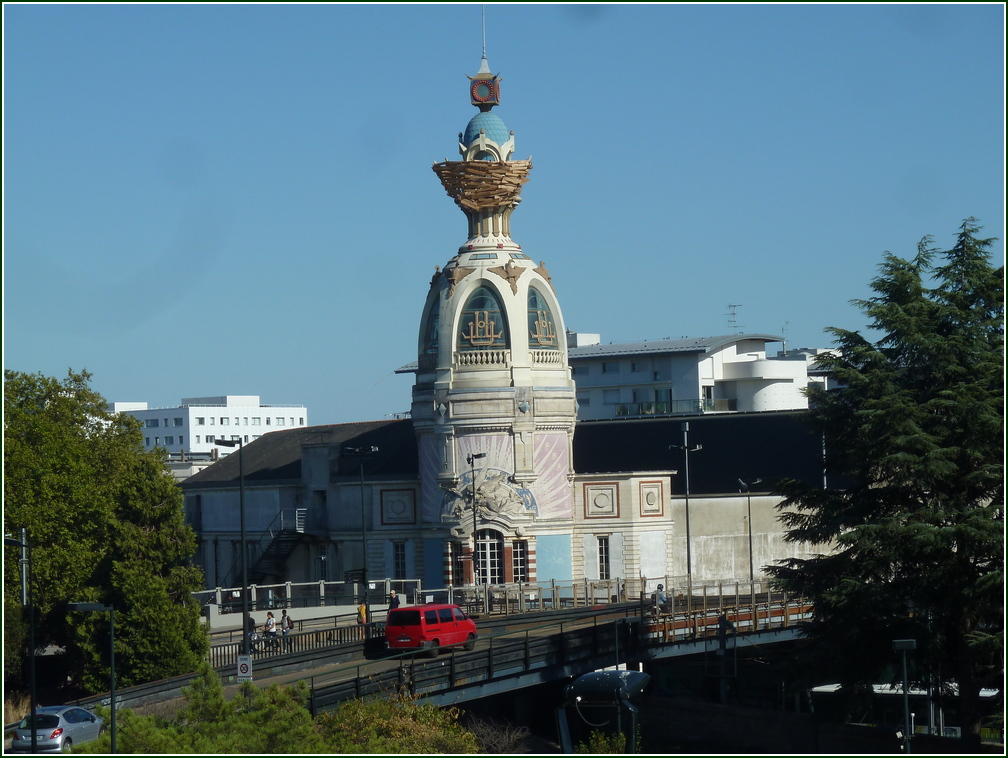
10,706 -> 105,753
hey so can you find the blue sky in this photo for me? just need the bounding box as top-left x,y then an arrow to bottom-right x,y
4,3 -> 1004,425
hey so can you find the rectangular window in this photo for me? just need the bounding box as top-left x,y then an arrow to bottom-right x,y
276,417 -> 283,426
631,361 -> 642,372
196,417 -> 205,426
179,436 -> 184,446
299,417 -> 304,425
163,419 -> 169,428
234,417 -> 239,425
154,436 -> 161,446
206,434 -> 215,443
145,437 -> 150,446
165,436 -> 174,445
512,541 -> 528,583
653,370 -> 663,381
451,542 -> 465,585
220,417 -> 229,425
145,419 -> 159,428
603,389 -> 621,404
393,541 -> 407,581
195,436 -> 201,444
602,361 -> 619,374
173,417 -> 183,426
252,417 -> 261,425
266,418 -> 271,425
209,417 -> 215,425
476,530 -> 503,585
598,536 -> 611,581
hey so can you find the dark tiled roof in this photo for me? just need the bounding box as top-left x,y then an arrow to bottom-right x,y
180,419 -> 418,489
181,412 -> 823,498
572,410 -> 824,495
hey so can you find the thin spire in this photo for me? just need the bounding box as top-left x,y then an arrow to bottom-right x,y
482,4 -> 486,59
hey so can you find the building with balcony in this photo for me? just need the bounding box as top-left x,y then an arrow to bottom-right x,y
567,332 -> 832,421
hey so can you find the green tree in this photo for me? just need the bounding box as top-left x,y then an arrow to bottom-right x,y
78,665 -> 480,754
316,692 -> 479,753
769,219 -> 1004,747
3,369 -> 208,692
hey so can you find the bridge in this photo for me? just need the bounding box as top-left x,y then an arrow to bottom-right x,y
68,590 -> 811,716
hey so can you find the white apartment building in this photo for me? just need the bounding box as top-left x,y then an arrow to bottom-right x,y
567,332 -> 830,421
110,396 -> 308,456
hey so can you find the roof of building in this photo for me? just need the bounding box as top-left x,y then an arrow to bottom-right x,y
573,410 -> 827,494
182,410 -> 826,497
180,419 -> 418,489
464,110 -> 509,147
567,334 -> 785,360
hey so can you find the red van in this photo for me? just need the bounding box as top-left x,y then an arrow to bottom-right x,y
385,603 -> 477,657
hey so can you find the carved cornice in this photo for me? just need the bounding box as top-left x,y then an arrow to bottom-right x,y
534,260 -> 554,293
446,264 -> 475,297
488,259 -> 524,295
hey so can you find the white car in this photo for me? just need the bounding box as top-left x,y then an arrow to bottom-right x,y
10,706 -> 105,753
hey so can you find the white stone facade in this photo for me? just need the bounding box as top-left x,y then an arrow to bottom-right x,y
568,333 -> 821,421
110,395 -> 308,456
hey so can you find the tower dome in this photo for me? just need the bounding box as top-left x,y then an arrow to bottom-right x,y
463,111 -> 510,156
412,55 -> 578,587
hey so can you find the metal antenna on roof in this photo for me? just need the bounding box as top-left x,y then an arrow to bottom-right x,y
726,304 -> 743,334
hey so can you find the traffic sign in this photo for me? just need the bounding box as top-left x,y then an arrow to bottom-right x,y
237,655 -> 252,683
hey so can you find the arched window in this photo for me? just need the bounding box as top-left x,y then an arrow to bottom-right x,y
527,286 -> 558,348
423,297 -> 440,356
475,529 -> 504,585
458,286 -> 509,351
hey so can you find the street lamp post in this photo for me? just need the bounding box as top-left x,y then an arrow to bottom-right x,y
214,436 -> 248,656
672,422 -> 702,602
67,603 -> 116,754
894,639 -> 917,753
343,445 -> 379,626
466,452 -> 486,584
5,532 -> 36,753
738,478 -> 762,583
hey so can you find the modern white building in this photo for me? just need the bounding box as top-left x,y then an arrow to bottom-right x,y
109,395 -> 308,456
567,332 -> 832,421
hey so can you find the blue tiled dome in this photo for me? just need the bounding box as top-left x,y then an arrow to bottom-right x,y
463,111 -> 509,149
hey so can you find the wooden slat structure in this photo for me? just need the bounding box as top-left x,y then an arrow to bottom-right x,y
432,159 -> 532,212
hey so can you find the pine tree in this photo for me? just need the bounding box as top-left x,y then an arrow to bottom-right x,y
769,219 -> 1004,747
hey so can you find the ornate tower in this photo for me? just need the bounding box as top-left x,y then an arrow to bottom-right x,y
413,55 -> 577,585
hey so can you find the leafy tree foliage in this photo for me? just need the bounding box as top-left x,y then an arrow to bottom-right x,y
3,369 -> 208,692
769,219 -> 1003,746
78,664 -> 479,754
315,691 -> 478,753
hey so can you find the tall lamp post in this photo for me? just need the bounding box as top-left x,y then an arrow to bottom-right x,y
214,436 -> 248,655
343,445 -> 379,625
5,532 -> 36,753
67,603 -> 116,754
894,639 -> 917,754
738,478 -> 762,583
466,452 -> 486,584
672,422 -> 702,602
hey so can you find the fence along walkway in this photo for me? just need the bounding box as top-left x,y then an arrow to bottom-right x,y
206,581 -> 804,672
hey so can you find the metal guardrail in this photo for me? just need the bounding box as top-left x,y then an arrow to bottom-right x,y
11,587 -> 798,723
